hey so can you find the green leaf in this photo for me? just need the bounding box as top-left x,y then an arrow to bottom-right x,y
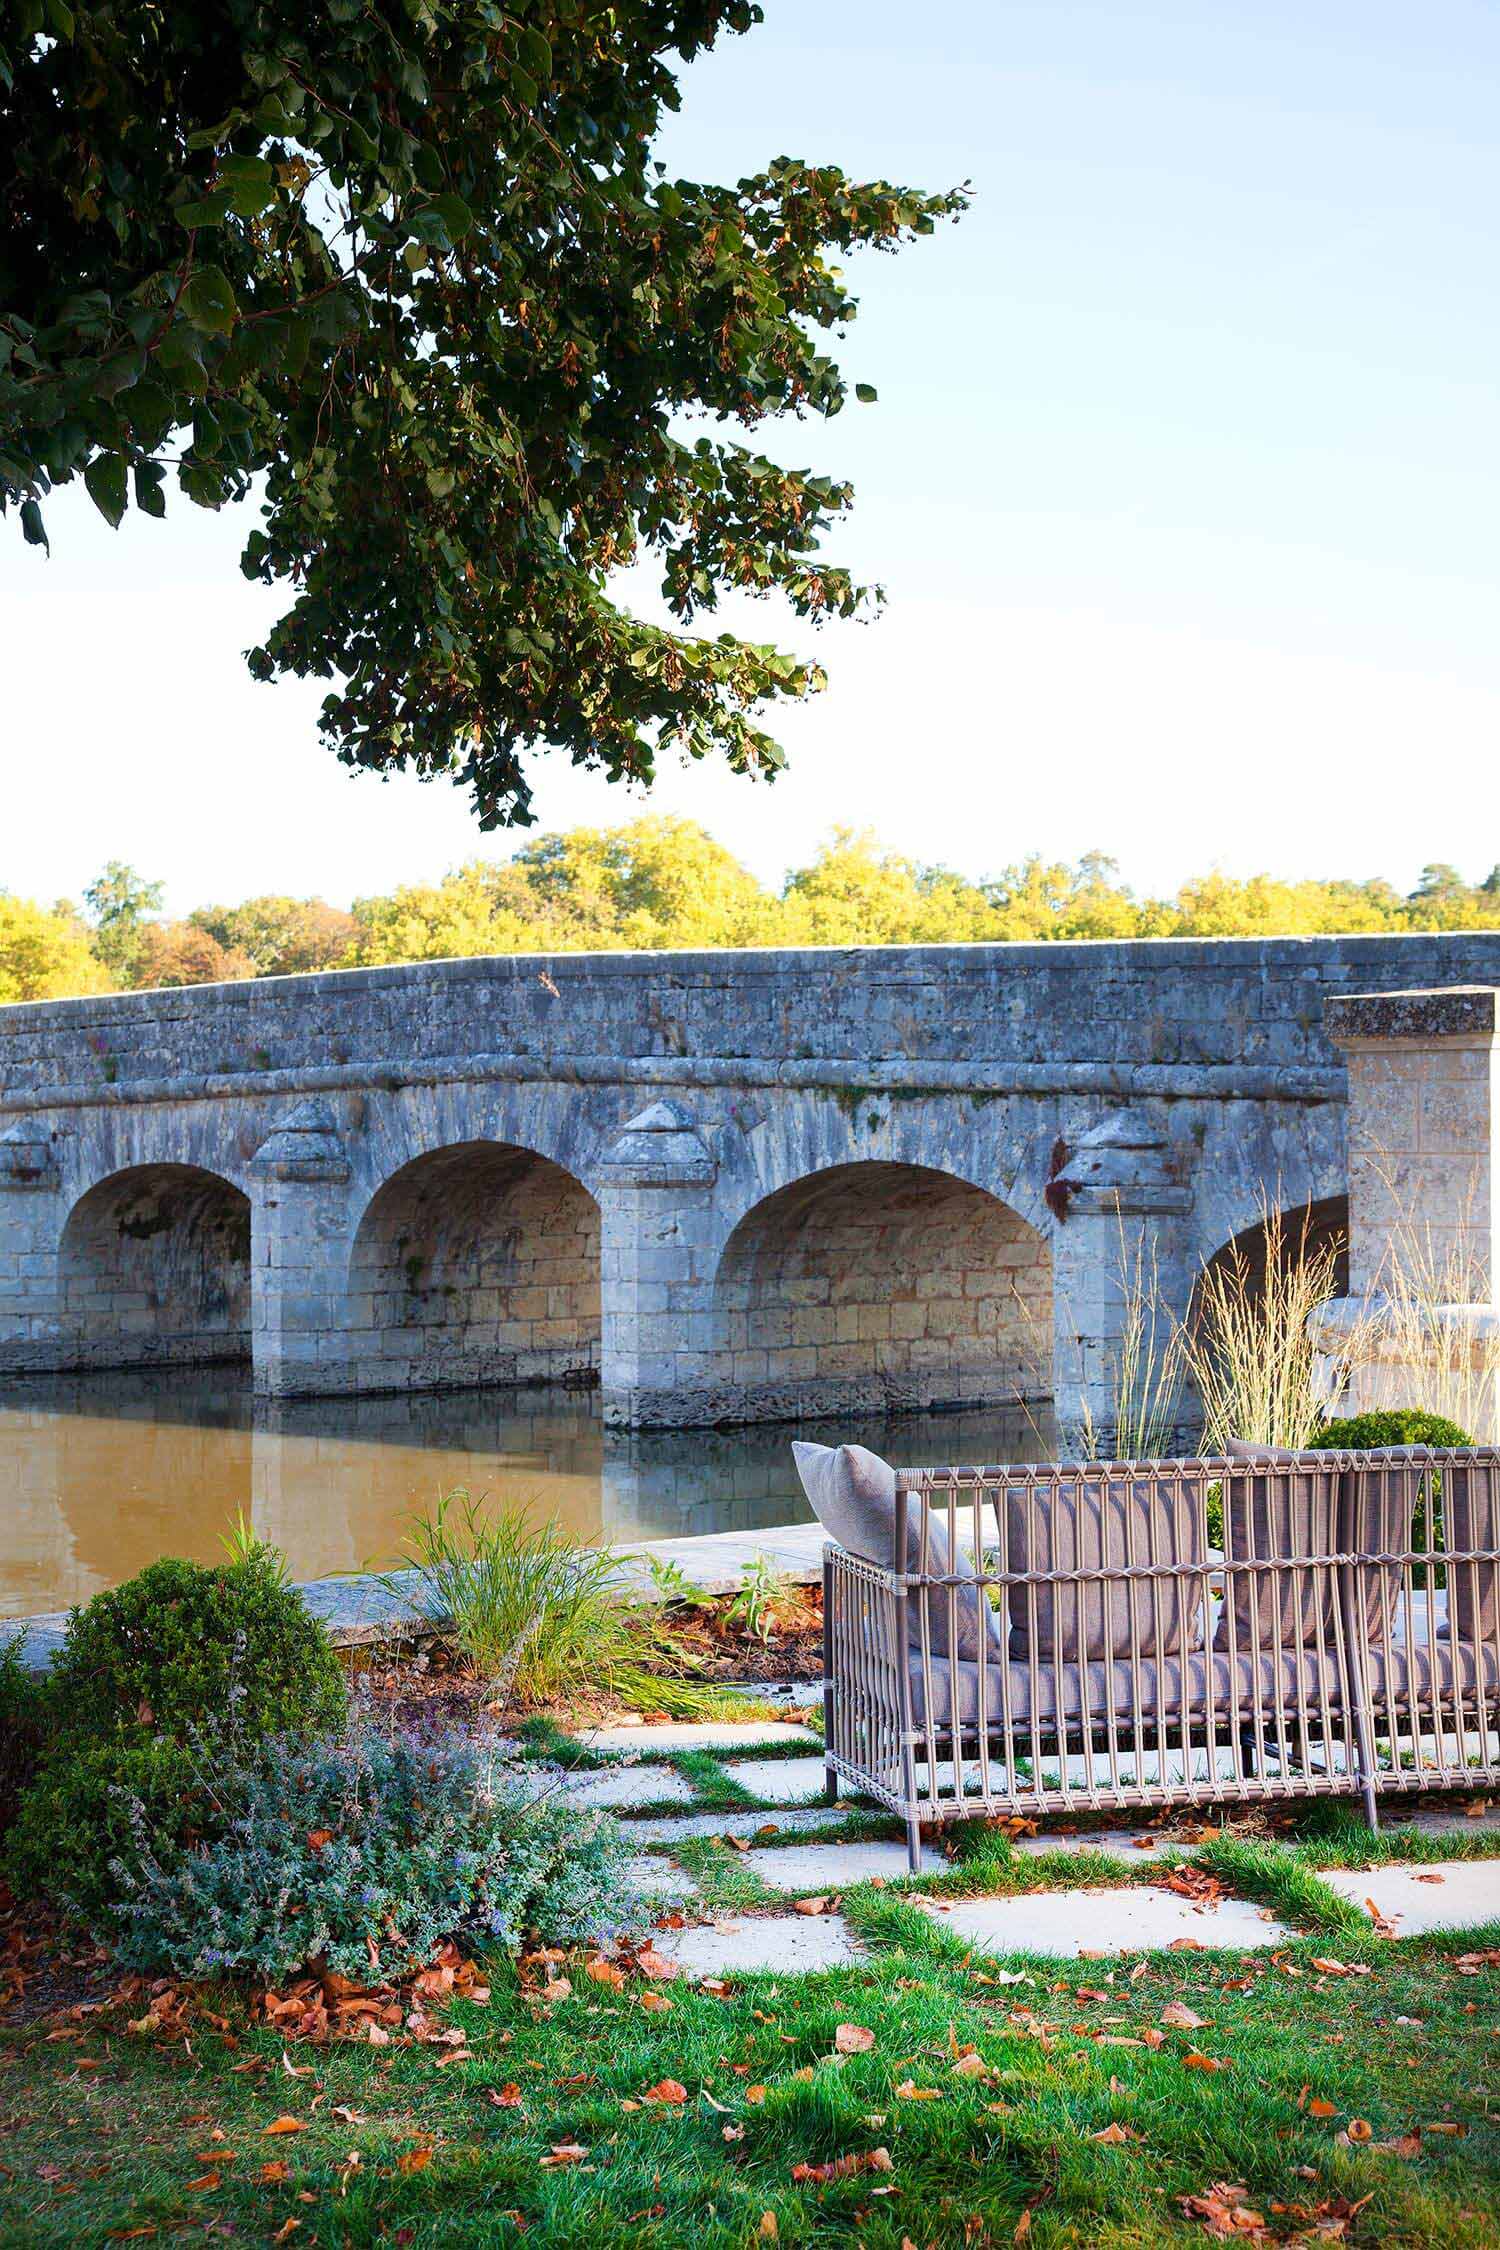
84,451 -> 128,528
219,155 -> 277,218
518,28 -> 552,81
132,460 -> 167,518
181,265 -> 238,336
509,67 -> 538,110
854,382 -> 877,403
430,192 -> 474,242
175,191 -> 234,229
19,498 -> 48,551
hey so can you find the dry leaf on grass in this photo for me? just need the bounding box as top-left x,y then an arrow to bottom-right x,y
790,2148 -> 894,2184
1182,2051 -> 1229,2074
792,1896 -> 834,1917
834,2023 -> 876,2054
1160,2001 -> 1205,2029
638,1991 -> 673,2015
262,2116 -> 306,2136
642,2078 -> 688,2106
539,2142 -> 588,2169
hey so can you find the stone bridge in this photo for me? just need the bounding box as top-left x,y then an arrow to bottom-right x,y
3,933 -> 1499,1436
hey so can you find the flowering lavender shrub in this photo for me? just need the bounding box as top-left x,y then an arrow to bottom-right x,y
109,1730 -> 636,1983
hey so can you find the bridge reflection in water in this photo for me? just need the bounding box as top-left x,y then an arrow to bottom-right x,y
0,1372 -> 1055,1621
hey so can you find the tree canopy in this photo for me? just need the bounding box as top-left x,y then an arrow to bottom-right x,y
1,2 -> 963,823
3,825 -> 1498,1003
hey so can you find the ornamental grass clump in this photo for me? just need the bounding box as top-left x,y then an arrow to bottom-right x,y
1188,1202 -> 1342,1455
109,1730 -> 635,1984
391,1489 -> 638,1707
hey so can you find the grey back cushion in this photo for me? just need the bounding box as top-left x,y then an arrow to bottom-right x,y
791,1441 -> 1000,1659
1214,1440 -> 1338,1650
1343,1447 -> 1425,1642
1445,1455 -> 1500,1645
1006,1470 -> 1208,1663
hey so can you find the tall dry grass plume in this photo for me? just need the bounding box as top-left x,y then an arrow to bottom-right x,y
1188,1199 -> 1341,1453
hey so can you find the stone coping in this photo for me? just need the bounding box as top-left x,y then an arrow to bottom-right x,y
5,1518 -> 827,1675
1326,985 -> 1500,1045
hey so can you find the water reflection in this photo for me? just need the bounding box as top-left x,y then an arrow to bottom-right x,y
0,1369 -> 1055,1618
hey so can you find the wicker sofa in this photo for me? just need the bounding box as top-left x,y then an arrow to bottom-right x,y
797,1442 -> 1500,1870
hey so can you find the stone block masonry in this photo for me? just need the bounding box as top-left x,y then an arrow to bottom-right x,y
5,933 -> 1500,1433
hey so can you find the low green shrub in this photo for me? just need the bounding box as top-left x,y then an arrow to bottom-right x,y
6,1546 -> 344,1919
1310,1409 -> 1475,1571
6,1738 -> 211,1921
1309,1409 -> 1474,1452
0,1634 -> 50,1840
47,1551 -> 345,1749
109,1731 -> 636,1982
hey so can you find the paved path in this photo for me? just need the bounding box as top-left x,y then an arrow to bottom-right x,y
534,1718 -> 1500,1977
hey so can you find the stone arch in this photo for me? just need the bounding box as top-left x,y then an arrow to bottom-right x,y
1191,1193 -> 1350,1344
57,1163 -> 252,1369
713,1160 -> 1052,1424
348,1141 -> 600,1394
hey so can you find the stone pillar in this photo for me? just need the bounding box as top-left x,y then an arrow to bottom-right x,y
1311,987 -> 1500,1438
1047,1107 -> 1196,1452
596,1100 -> 722,1428
247,1100 -> 357,1399
0,1122 -> 64,1371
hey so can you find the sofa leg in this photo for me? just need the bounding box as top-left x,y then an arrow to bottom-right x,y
823,1759 -> 839,1806
1362,1778 -> 1380,1835
906,1818 -> 923,1874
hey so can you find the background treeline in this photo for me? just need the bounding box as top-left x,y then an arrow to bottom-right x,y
3,821 -> 1499,1003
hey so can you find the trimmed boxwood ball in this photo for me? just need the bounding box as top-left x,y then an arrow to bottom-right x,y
46,1553 -> 345,1749
1309,1409 -> 1474,1452
5,1739 -> 207,1923
6,1552 -> 345,1922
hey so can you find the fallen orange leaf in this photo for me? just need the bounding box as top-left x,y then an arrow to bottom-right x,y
262,2117 -> 306,2136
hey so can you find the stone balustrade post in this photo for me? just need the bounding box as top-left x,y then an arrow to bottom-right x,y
247,1100 -> 357,1399
596,1101 -> 722,1428
1047,1107 -> 1197,1451
0,1122 -> 65,1371
1312,986 -> 1500,1437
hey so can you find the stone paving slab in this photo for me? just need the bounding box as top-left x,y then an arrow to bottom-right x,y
918,1887 -> 1292,1958
1404,1802 -> 1500,1839
1008,1829 -> 1177,1862
577,1720 -> 820,1754
747,1838 -> 947,1888
557,1765 -> 695,1811
1320,1861 -> 1500,1937
652,1913 -> 864,1976
622,1856 -> 700,1905
721,1755 -> 832,1805
625,1806 -> 858,1844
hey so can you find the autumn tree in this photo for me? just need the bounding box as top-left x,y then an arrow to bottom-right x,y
2,3 -> 962,825
189,895 -> 357,976
0,894 -> 114,1002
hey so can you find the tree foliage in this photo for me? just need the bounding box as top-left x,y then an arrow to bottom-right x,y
1,1 -> 963,822
0,891 -> 113,1002
4,826 -> 1500,1002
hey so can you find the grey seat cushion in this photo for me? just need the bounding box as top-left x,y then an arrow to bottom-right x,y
908,1643 -> 1349,1731
792,1440 -> 1001,1660
1214,1440 -> 1339,1652
907,1635 -> 1498,1733
1004,1469 -> 1209,1665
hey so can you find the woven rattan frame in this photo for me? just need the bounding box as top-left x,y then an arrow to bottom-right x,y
819,1449 -> 1500,1871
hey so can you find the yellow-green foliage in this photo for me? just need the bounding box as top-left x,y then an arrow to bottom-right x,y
6,833 -> 1500,1001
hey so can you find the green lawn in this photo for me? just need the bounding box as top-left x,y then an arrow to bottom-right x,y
2,1889 -> 1496,2247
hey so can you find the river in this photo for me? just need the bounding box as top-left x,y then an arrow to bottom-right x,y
0,1371 -> 1055,1618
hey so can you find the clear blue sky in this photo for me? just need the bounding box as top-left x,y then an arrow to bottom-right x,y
4,0 -> 1499,912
